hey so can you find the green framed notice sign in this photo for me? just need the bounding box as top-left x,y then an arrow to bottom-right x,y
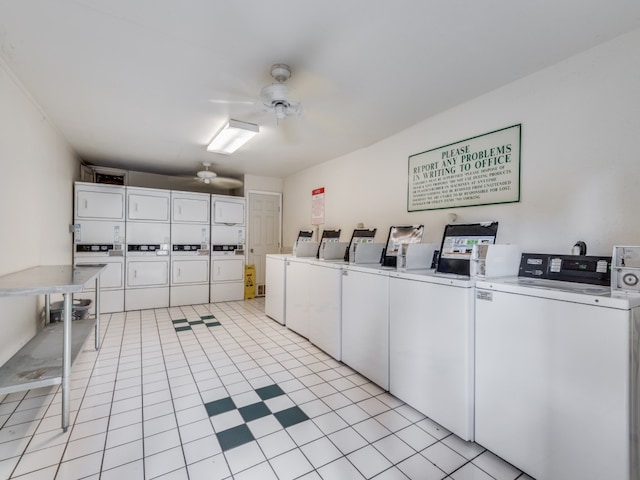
408,124 -> 521,211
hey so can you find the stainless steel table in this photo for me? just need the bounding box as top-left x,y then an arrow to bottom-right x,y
0,264 -> 106,431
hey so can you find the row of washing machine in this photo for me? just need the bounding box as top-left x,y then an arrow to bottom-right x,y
266,245 -> 640,480
73,182 -> 246,312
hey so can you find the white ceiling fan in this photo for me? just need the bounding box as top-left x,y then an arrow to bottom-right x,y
260,64 -> 303,121
209,64 -> 303,121
194,162 -> 243,189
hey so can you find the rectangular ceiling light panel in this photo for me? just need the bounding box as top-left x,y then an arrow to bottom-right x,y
207,119 -> 259,154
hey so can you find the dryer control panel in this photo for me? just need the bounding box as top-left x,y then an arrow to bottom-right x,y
519,253 -> 611,285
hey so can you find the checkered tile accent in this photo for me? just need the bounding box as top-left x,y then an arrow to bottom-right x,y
205,384 -> 310,451
172,314 -> 222,332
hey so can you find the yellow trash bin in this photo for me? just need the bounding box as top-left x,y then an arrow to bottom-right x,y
244,264 -> 256,299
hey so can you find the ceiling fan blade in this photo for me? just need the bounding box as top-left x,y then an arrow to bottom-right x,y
211,177 -> 243,189
208,98 -> 256,106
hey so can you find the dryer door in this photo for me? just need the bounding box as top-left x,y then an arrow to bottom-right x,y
172,258 -> 210,284
213,200 -> 244,225
211,258 -> 244,282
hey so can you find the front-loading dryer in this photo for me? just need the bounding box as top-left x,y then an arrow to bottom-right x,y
73,244 -> 125,313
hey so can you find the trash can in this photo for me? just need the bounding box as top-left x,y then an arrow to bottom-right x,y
49,299 -> 92,322
244,264 -> 256,300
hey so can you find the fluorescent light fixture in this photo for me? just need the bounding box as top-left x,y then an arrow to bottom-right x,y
207,119 -> 259,154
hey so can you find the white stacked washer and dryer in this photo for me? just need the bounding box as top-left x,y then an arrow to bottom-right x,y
125,187 -> 171,310
169,191 -> 211,306
210,195 -> 246,302
73,182 -> 126,313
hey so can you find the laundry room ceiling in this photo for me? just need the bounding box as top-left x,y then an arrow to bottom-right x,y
1,0 -> 639,180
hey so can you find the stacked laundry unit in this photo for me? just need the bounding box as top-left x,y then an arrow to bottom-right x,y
210,195 -> 246,302
170,191 -> 211,306
73,182 -> 126,313
125,187 -> 171,310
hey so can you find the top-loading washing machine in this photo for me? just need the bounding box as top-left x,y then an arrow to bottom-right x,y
341,263 -> 391,390
265,254 -> 290,325
474,253 -> 640,480
389,269 -> 476,441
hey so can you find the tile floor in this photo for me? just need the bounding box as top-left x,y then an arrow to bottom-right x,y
0,298 -> 534,480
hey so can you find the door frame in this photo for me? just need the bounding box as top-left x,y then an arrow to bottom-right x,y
246,190 -> 283,294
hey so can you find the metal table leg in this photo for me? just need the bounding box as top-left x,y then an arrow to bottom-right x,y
61,292 -> 72,432
44,295 -> 50,324
94,275 -> 100,350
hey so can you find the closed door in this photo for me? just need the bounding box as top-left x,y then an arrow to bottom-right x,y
211,258 -> 244,282
172,258 -> 210,284
127,259 -> 169,287
127,189 -> 170,222
212,199 -> 244,224
172,193 -> 210,223
75,184 -> 125,220
75,259 -> 124,289
248,192 -> 281,291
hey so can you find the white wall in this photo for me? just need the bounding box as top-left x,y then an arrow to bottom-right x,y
283,28 -> 640,256
0,60 -> 79,364
242,174 -> 284,194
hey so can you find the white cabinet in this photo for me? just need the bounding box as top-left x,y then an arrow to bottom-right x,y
389,272 -> 475,441
265,254 -> 287,325
127,187 -> 170,222
210,257 -> 244,302
171,191 -> 210,223
308,261 -> 343,360
341,265 -> 390,390
212,197 -> 245,225
285,258 -> 310,338
75,182 -> 126,221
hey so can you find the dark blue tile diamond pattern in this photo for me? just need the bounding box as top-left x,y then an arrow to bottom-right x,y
208,384 -> 306,451
216,424 -> 255,451
205,397 -> 237,417
239,402 -> 271,422
274,406 -> 309,428
255,384 -> 285,400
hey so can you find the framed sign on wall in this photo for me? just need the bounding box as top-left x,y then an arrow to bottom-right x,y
311,187 -> 325,225
408,124 -> 521,211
